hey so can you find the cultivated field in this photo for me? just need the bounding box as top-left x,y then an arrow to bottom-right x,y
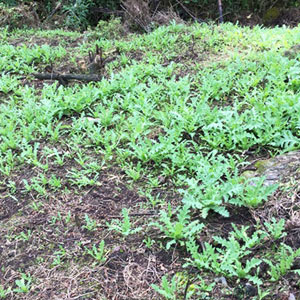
0,21 -> 300,299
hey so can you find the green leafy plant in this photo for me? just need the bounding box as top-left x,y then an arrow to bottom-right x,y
14,273 -> 32,293
264,244 -> 300,281
256,284 -> 271,300
85,240 -> 107,264
0,285 -> 11,298
16,230 -> 32,242
240,177 -> 278,208
50,212 -> 63,225
231,224 -> 266,248
67,169 -> 97,187
264,218 -> 286,240
82,214 -> 98,231
107,208 -> 142,237
150,205 -> 205,249
125,161 -> 143,181
151,275 -> 178,300
51,245 -> 67,267
185,226 -> 265,284
143,236 -> 156,248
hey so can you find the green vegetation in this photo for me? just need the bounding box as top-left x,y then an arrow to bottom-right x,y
0,20 -> 299,299
1,0 -> 299,31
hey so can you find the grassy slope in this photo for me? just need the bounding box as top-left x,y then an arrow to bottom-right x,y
0,22 -> 300,299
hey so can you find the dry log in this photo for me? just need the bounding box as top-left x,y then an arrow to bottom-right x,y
33,72 -> 101,84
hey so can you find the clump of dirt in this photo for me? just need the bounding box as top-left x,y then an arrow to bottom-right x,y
0,4 -> 40,30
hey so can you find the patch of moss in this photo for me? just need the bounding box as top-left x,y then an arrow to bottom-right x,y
254,159 -> 275,173
241,170 -> 258,180
263,7 -> 281,24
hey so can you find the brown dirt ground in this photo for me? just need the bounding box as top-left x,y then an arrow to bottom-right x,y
1,154 -> 300,299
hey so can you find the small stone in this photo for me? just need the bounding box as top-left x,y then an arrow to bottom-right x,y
288,293 -> 296,300
241,150 -> 300,187
87,117 -> 100,123
214,276 -> 228,286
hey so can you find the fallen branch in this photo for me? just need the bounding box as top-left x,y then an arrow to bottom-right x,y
175,0 -> 205,23
33,72 -> 101,84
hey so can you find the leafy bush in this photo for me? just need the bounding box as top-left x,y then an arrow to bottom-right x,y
0,0 -> 18,6
63,0 -> 93,30
96,18 -> 125,39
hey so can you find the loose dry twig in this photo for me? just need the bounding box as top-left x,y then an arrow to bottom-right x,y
175,0 -> 204,23
44,1 -> 62,23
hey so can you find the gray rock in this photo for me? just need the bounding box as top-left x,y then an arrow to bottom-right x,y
214,276 -> 228,286
242,150 -> 300,186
